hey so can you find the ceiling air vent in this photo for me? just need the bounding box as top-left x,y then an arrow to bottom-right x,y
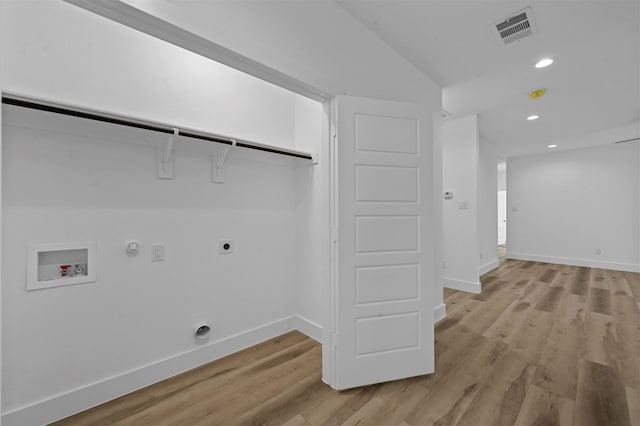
493,7 -> 537,45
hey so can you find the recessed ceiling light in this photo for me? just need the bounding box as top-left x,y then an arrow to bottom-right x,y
527,115 -> 539,121
535,58 -> 555,68
548,144 -> 558,148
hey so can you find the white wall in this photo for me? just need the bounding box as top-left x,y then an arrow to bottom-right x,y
73,0 -> 446,321
118,0 -> 441,105
2,107 -> 306,421
0,106 -> 3,426
293,96 -> 326,338
507,142 -> 640,272
478,140 -> 499,274
442,115 -> 480,292
432,114 -> 446,321
0,11 -> 4,417
1,0 -> 445,422
0,1 -> 324,424
497,163 -> 507,191
0,0 -> 296,149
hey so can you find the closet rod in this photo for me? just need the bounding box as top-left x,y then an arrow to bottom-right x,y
614,137 -> 640,144
1,94 -> 314,161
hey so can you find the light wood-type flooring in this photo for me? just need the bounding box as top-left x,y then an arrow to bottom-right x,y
56,257 -> 640,425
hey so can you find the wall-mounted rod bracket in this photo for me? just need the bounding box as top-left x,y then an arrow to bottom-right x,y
157,128 -> 179,179
212,140 -> 236,183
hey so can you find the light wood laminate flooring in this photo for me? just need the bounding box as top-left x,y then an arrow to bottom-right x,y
56,258 -> 640,425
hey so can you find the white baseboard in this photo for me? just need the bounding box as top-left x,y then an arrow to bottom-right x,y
293,315 -> 322,342
479,259 -> 500,275
443,277 -> 482,294
2,316 -> 302,426
506,251 -> 640,273
4,303 -> 452,426
434,303 -> 447,323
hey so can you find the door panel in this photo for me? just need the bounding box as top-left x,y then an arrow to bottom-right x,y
356,264 -> 419,304
356,312 -> 419,355
355,113 -> 418,154
355,215 -> 419,253
355,165 -> 418,202
327,95 -> 434,390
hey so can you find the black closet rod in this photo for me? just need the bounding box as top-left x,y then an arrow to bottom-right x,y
2,95 -> 314,161
614,137 -> 640,144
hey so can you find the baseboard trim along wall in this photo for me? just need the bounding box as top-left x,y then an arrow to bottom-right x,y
434,303 -> 447,323
443,277 -> 482,294
293,315 -> 322,342
506,251 -> 640,273
2,316 -> 302,426
4,306 -> 447,425
479,259 -> 500,275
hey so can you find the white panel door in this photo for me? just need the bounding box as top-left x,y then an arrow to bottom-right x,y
326,95 -> 434,390
498,190 -> 507,245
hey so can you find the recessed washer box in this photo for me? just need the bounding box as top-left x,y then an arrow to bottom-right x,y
27,242 -> 97,291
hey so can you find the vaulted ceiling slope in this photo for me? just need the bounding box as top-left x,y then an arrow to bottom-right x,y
337,1 -> 640,158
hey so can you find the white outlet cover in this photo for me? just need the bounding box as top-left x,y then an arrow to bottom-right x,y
219,240 -> 234,254
151,244 -> 165,262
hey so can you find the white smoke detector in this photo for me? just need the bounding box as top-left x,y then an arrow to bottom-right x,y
493,7 -> 537,45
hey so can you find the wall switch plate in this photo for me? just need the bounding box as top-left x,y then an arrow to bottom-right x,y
219,240 -> 233,254
151,244 -> 165,262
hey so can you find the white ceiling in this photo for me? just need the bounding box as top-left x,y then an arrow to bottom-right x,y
337,0 -> 640,158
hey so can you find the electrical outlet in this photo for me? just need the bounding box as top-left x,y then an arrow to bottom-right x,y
219,240 -> 233,254
151,244 -> 165,262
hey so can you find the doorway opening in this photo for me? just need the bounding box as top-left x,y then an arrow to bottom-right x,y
497,162 -> 507,259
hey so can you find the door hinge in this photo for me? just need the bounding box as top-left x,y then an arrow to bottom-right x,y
331,227 -> 338,244
331,333 -> 338,349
